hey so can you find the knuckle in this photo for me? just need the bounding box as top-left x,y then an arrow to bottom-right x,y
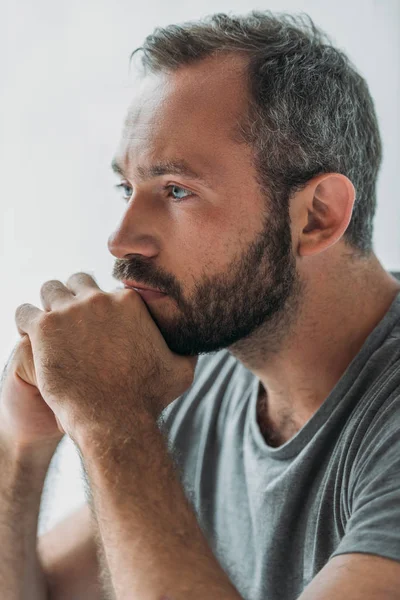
67,272 -> 89,285
86,290 -> 109,309
67,271 -> 99,289
14,303 -> 31,319
40,280 -> 59,295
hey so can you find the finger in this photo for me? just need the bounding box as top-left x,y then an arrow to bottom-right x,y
40,280 -> 74,311
65,272 -> 101,295
54,414 -> 66,434
15,303 -> 43,336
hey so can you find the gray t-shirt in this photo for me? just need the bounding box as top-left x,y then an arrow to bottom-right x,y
158,291 -> 400,600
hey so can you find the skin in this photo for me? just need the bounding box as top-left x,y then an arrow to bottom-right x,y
109,52 -> 400,447
10,51 -> 399,600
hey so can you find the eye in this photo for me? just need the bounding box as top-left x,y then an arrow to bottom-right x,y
163,184 -> 194,203
114,182 -> 132,201
114,182 -> 195,203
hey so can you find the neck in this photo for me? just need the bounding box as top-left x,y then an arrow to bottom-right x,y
229,253 -> 400,447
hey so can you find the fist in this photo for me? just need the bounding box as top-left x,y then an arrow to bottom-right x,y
0,336 -> 65,450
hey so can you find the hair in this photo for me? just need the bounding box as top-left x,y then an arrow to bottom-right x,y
130,10 -> 383,257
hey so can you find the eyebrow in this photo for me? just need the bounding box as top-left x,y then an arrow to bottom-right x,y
111,158 -> 213,188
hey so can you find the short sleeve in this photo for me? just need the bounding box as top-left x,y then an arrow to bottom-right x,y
332,393 -> 400,562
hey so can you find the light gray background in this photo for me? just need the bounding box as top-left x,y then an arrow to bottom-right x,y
1,0 -> 399,535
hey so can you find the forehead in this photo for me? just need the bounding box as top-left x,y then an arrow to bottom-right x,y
115,53 -> 249,177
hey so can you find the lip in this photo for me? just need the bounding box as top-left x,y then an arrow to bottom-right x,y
121,279 -> 166,294
126,287 -> 167,301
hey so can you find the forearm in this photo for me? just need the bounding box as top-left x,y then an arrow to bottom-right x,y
77,416 -> 243,600
0,432 -> 55,600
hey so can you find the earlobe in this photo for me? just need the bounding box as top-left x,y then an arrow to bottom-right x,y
298,173 -> 355,258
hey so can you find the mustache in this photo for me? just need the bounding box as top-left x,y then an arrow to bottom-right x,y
112,259 -> 169,293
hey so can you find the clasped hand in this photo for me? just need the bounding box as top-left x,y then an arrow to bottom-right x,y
14,272 -> 198,445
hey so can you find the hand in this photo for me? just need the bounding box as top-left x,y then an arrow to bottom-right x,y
14,273 -> 198,444
0,335 -> 65,451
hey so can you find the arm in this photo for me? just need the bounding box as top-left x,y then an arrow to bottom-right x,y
75,411 -> 400,600
298,553 -> 400,599
0,432 -> 53,600
38,503 -> 107,600
75,415 -> 243,600
37,452 -> 400,600
300,394 -> 400,599
36,486 -> 400,600
0,430 -> 107,600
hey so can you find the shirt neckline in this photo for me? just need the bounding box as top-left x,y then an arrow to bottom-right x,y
247,290 -> 400,460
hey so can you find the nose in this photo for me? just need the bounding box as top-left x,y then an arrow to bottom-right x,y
107,202 -> 161,260
107,227 -> 160,260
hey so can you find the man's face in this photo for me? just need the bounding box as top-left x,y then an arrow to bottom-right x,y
109,54 -> 301,357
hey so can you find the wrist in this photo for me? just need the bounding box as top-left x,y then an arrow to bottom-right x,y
72,409 -> 158,457
0,427 -> 61,469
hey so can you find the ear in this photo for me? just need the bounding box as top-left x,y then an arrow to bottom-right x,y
292,173 -> 356,258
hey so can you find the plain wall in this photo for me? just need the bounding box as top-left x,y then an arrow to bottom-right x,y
1,0 -> 399,535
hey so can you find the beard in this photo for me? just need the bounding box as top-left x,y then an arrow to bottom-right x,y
112,198 -> 305,362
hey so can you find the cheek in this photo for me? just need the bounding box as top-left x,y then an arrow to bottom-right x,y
166,234 -> 218,294
168,201 -> 256,278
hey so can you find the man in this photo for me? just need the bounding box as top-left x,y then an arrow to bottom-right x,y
1,9 -> 400,600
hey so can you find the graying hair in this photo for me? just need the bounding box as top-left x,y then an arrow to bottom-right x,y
130,10 -> 383,257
